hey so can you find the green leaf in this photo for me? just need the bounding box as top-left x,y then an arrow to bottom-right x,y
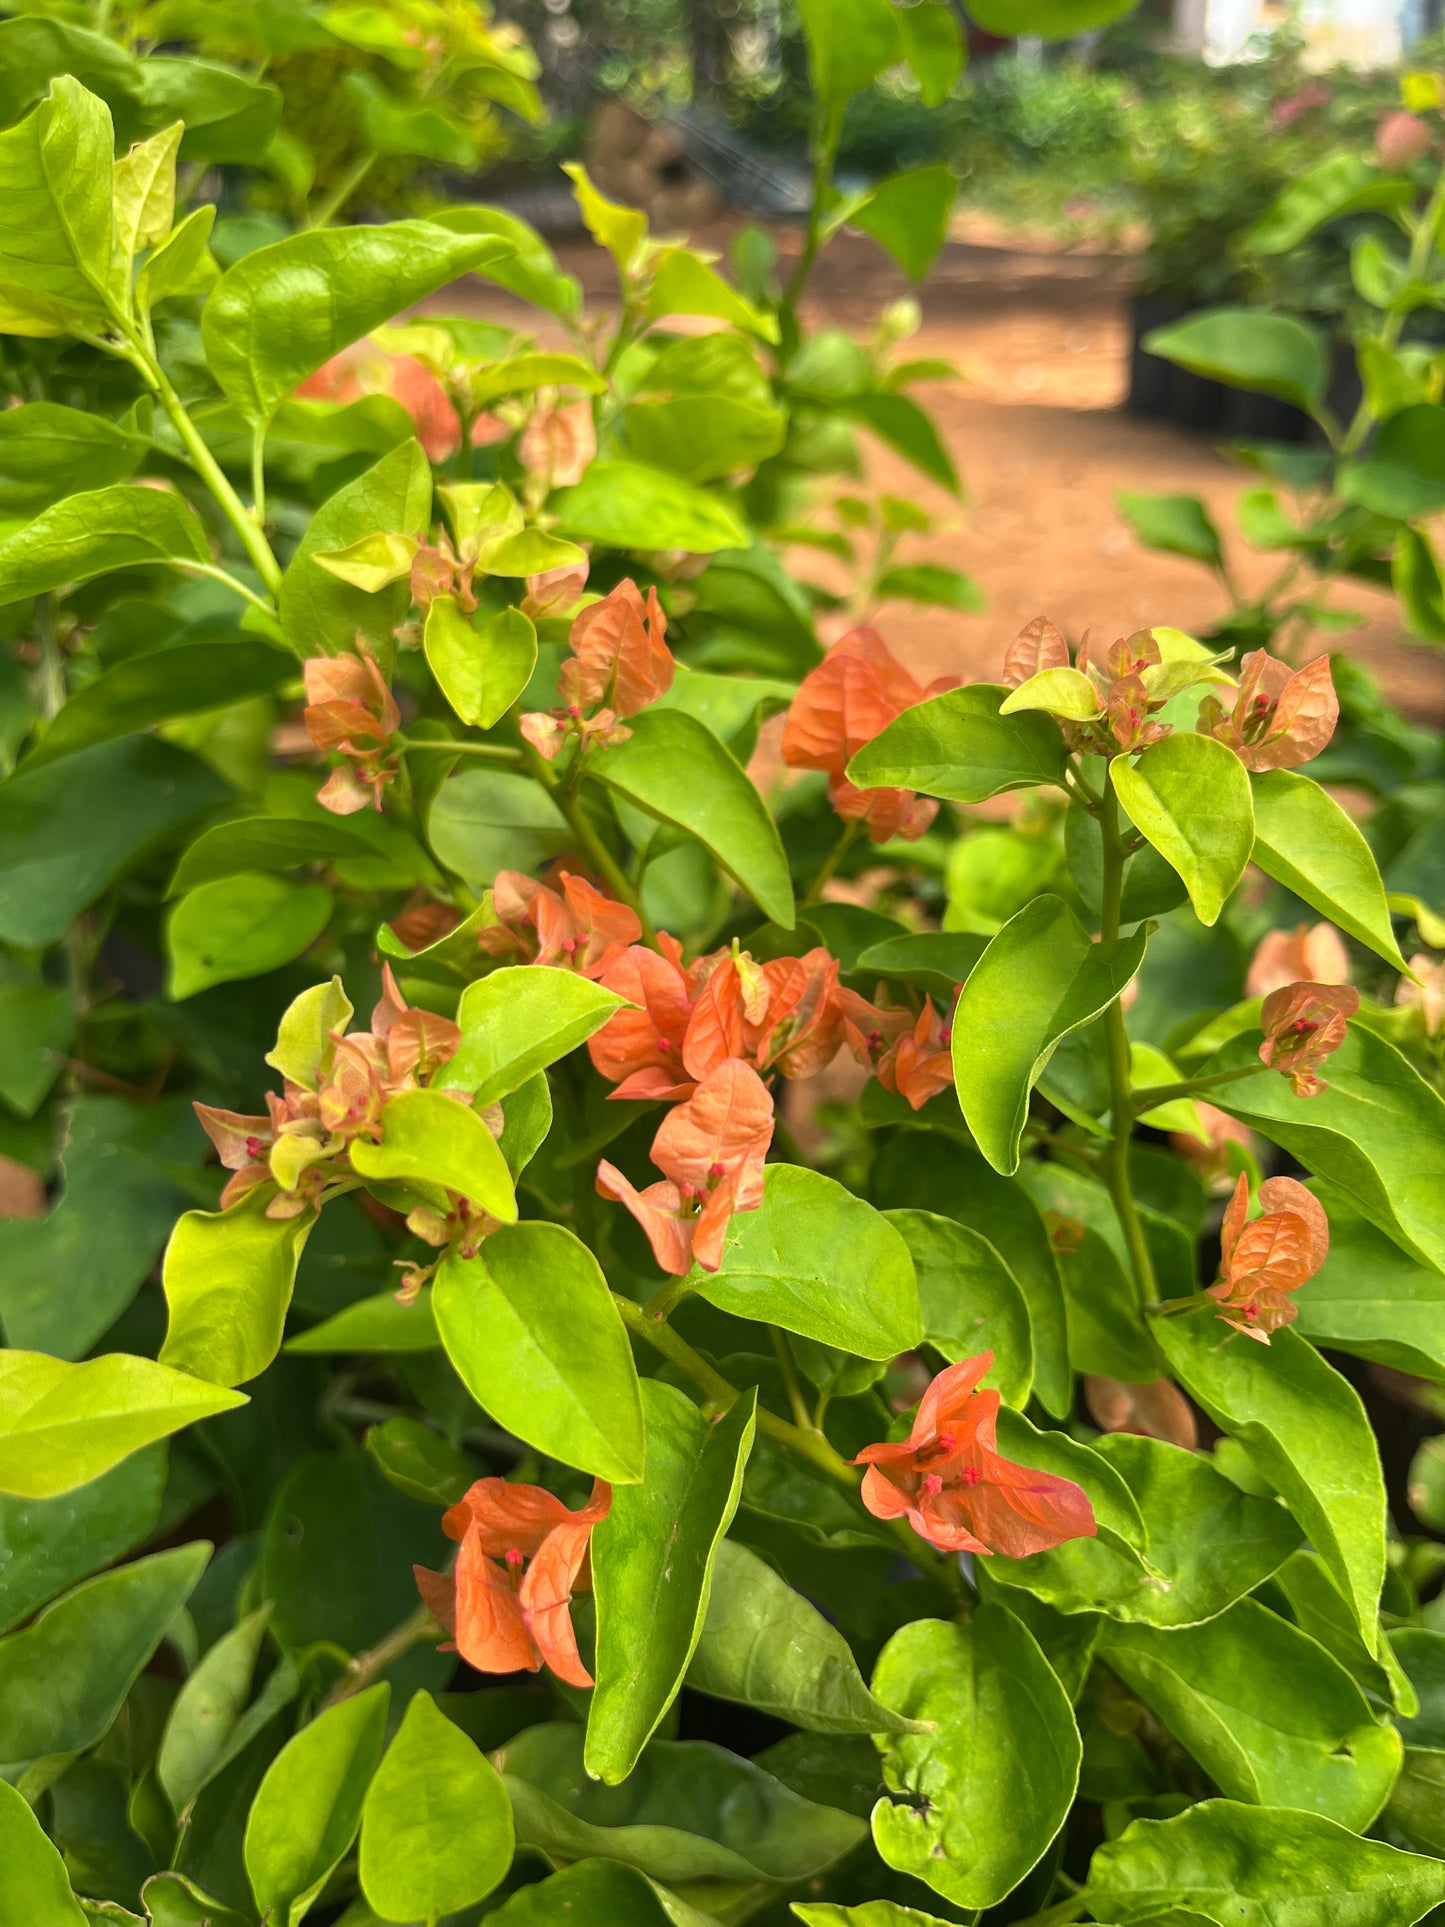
999,666 -> 1102,720
793,1906 -> 954,1927
585,1380 -> 756,1783
433,1223 -> 644,1484
851,165 -> 956,281
364,1416 -> 472,1508
202,222 -> 511,426
848,682 -> 1067,802
424,598 -> 536,730
0,1543 -> 208,1769
552,460 -> 749,554
897,0 -> 965,104
166,873 -> 334,1000
169,817 -> 379,894
157,1606 -> 273,1817
1144,307 -> 1329,413
797,0 -> 902,112
951,894 -> 1147,1175
1117,489 -> 1224,565
0,1778 -> 86,1925
874,561 -> 984,612
1156,1315 -> 1386,1654
0,17 -> 142,135
467,352 -> 605,410
1342,402 -> 1445,520
446,965 -> 627,1107
243,1685 -> 389,1927
0,1445 -> 165,1634
562,162 -> 648,272
0,77 -> 122,337
871,1607 -> 1080,1909
887,1209 -> 1032,1407
1083,1798 -> 1445,1926
646,246 -> 778,341
1294,1183 -> 1445,1383
1206,1026 -> 1445,1274
486,1858 -> 706,1925
160,1190 -> 315,1389
266,977 -> 354,1090
1394,524 -> 1445,643
699,1163 -> 922,1358
0,402 -> 146,516
278,440 -> 432,658
1244,153 -> 1413,255
138,57 -> 281,165
1385,1747 -> 1445,1858
0,734 -> 225,948
136,202 -> 217,311
688,1539 -> 924,1736
428,767 -> 571,887
590,708 -> 793,928
847,392 -> 959,493
359,1691 -> 513,1921
428,205 -> 582,318
112,119 -> 180,260
28,639 -> 291,769
350,1088 -> 516,1224
1250,769 -> 1408,972
287,1287 -> 438,1355
983,1427 -> 1302,1628
506,1720 -> 861,1887
0,484 -> 210,603
1112,734 -> 1254,926
0,982 -> 72,1117
1099,1599 -> 1401,1829
624,392 -> 786,487
344,70 -> 475,166
0,1352 -> 243,1500
968,0 -> 1139,31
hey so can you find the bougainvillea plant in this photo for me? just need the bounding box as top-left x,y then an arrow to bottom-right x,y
1,3 -> 1445,1925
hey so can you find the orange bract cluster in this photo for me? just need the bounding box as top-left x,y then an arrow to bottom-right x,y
874,998 -> 956,1111
521,578 -> 673,762
481,869 -> 642,979
854,1352 -> 1097,1557
415,1476 -> 610,1687
1200,650 -> 1338,772
1004,616 -> 1172,754
298,341 -> 468,464
1208,1172 -> 1329,1341
303,642 -> 401,816
195,966 -> 461,1217
1258,981 -> 1359,1096
782,626 -> 957,842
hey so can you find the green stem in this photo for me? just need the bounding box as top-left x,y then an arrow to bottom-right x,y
307,152 -> 377,231
318,1601 -> 437,1710
399,736 -> 522,762
1339,168 -> 1445,458
1098,767 -> 1157,1307
780,109 -> 840,344
1132,1063 -> 1262,1113
770,1326 -> 813,1433
33,592 -> 65,721
803,817 -> 861,905
176,560 -> 277,619
644,1274 -> 694,1325
521,738 -> 660,946
145,357 -> 284,598
250,423 -> 267,530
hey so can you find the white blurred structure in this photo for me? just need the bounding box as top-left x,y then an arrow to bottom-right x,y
1170,0 -> 1425,65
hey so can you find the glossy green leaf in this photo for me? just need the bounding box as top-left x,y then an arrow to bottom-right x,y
28,639 -> 290,769
1055,1220 -> 1158,1382
359,1691 -> 513,1922
590,708 -> 793,928
266,976 -> 354,1089
848,682 -> 1067,803
286,1287 -> 438,1355
624,391 -> 786,487
0,77 -> 122,337
364,1416 -> 472,1508
140,56 -> 280,164
167,873 -> 333,1000
646,246 -> 778,340
446,965 -> 627,1106
278,439 -> 432,658
0,1777 -> 86,1925
0,484 -> 209,603
243,1684 -> 389,1927
1244,153 -> 1413,254
202,223 -> 511,425
1100,1599 -> 1402,1829
486,1858 -> 706,1925
688,1539 -> 923,1736
552,459 -> 749,554
1112,733 -> 1253,925
1393,1631 -> 1445,1748
0,402 -> 145,516
0,1445 -> 165,1634
1385,1746 -> 1445,1858
350,1088 -> 516,1223
871,1607 -> 1080,1909
0,1351 -> 243,1499
157,1605 -> 273,1817
793,1906 -> 954,1927
169,816 -> 379,894
0,18 -> 142,134
424,598 -> 537,730
136,202 -> 217,310
586,1380 -> 756,1782
699,1163 -> 922,1358
505,1720 -> 862,1886
983,1428 -> 1302,1628
433,1223 -> 644,1484
1156,1314 -> 1386,1653
1207,1027 -> 1445,1273
427,205 -> 582,318
0,1543 -> 208,1769
1250,769 -> 1407,971
427,766 -> 570,887
1293,1183 -> 1445,1383
951,894 -> 1147,1174
1000,665 -> 1102,719
851,165 -> 955,281
887,1209 -> 1032,1406
161,1191 -> 315,1389
1084,1798 -> 1445,1925
1144,307 -> 1329,412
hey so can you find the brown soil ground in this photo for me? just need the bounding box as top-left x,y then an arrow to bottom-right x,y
454,220 -> 1445,723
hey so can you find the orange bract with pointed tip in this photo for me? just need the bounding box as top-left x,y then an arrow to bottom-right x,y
479,870 -> 642,980
875,998 -> 954,1110
1258,980 -> 1359,1096
1002,614 -> 1069,688
1208,1172 -> 1329,1341
303,641 -> 401,815
414,1476 -> 611,1687
854,1353 -> 1097,1557
1200,649 -> 1338,772
1246,920 -> 1351,998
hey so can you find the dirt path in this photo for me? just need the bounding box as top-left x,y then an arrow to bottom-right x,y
459,220 -> 1445,721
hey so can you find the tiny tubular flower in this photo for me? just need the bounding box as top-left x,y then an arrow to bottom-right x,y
479,869 -> 642,979
1199,650 -> 1338,773
1246,921 -> 1350,998
414,1476 -> 611,1686
781,626 -> 957,843
875,998 -> 955,1110
1208,1172 -> 1329,1342
1258,980 -> 1359,1096
596,1060 -> 775,1275
303,640 -> 401,815
853,1352 -> 1097,1557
